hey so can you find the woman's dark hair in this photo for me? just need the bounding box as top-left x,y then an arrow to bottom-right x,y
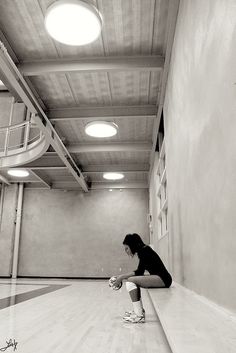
123,233 -> 146,255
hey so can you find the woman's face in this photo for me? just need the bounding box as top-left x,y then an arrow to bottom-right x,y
124,244 -> 133,257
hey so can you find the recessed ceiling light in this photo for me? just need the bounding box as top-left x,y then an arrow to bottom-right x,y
85,121 -> 118,138
103,172 -> 124,180
45,0 -> 102,45
7,169 -> 29,177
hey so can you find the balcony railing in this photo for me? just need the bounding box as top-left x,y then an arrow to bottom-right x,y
0,120 -> 44,157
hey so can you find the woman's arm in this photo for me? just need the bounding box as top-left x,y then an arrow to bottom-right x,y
113,271 -> 135,286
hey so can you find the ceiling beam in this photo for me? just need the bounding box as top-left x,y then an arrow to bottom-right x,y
24,185 -> 52,190
5,179 -> 43,183
18,56 -> 164,76
0,42 -> 88,191
24,182 -> 148,190
24,167 -> 148,173
24,181 -> 81,190
83,164 -> 150,173
85,171 -> 148,175
20,162 -> 149,173
68,142 -> 152,153
26,166 -> 67,170
48,105 -> 157,121
91,182 -> 148,189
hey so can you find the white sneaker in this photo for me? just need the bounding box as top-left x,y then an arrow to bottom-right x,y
123,312 -> 145,323
123,309 -> 145,319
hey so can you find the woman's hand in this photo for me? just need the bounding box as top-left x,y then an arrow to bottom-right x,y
113,275 -> 123,287
112,271 -> 135,287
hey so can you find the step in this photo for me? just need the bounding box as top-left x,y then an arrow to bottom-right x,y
148,283 -> 236,353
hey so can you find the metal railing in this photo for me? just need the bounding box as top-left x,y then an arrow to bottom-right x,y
0,120 -> 44,157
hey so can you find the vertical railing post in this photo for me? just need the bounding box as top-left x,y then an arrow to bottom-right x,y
4,97 -> 15,156
4,127 -> 9,156
12,183 -> 24,279
23,109 -> 31,150
0,184 -> 5,232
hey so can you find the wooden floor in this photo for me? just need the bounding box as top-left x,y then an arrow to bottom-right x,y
0,279 -> 171,353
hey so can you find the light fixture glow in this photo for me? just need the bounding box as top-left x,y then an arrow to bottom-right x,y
7,169 -> 29,177
45,0 -> 102,45
103,172 -> 124,180
85,121 -> 118,138
0,80 -> 4,86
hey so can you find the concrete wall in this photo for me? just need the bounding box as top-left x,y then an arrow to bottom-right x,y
0,184 -> 18,276
163,0 -> 236,312
18,188 -> 148,277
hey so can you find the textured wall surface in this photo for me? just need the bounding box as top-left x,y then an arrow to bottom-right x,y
164,0 -> 236,312
0,185 -> 18,276
18,189 -> 148,277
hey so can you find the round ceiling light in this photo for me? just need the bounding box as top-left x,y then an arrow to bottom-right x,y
45,0 -> 102,45
7,169 -> 29,177
103,172 -> 124,180
85,121 -> 118,138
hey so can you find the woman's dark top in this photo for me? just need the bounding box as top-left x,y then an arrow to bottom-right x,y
134,245 -> 172,288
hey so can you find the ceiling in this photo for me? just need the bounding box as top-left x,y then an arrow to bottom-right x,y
0,0 -> 179,191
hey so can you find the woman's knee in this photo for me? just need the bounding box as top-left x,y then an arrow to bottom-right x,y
125,281 -> 137,292
127,276 -> 137,283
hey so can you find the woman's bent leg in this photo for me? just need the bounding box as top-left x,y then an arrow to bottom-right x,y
124,281 -> 145,322
123,275 -> 165,323
127,275 -> 165,288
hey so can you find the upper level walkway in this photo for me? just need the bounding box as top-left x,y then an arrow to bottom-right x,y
0,117 -> 49,168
